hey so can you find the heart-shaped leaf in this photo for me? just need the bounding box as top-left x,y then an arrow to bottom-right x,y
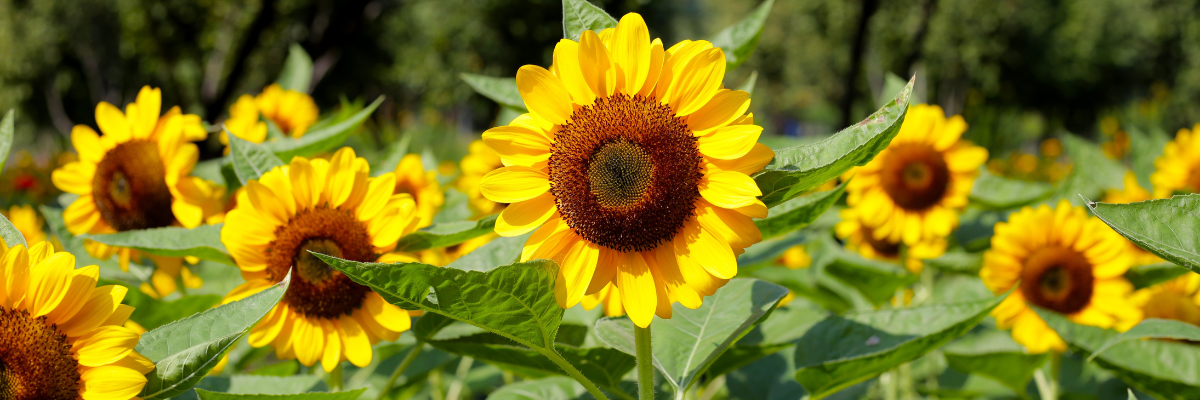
709,0 -> 774,70
265,96 -> 384,161
1086,194 -> 1200,272
227,133 -> 285,185
561,0 -> 616,41
275,44 -> 313,93
461,73 -> 527,112
755,179 -> 847,240
83,224 -> 234,265
393,215 -> 498,252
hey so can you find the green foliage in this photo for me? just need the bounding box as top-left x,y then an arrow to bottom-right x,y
394,215 -> 498,252
925,251 -> 984,275
461,74 -> 526,112
824,249 -> 918,307
710,0 -> 775,70
755,180 -> 847,240
446,233 -> 529,271
194,389 -> 367,400
969,169 -> 1054,210
1126,262 -> 1188,289
276,44 -> 314,93
1089,318 -> 1200,361
1056,134 -> 1128,204
0,109 -> 12,171
1087,194 -> 1200,272
487,376 -> 584,400
83,225 -> 234,265
942,330 -> 1048,396
266,96 -> 385,161
228,133 -> 285,185
0,213 -> 25,249
124,293 -> 223,331
561,0 -> 617,41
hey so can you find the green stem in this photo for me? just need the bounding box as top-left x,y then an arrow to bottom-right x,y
539,348 -> 610,400
327,363 -> 343,391
635,324 -> 654,400
379,341 -> 425,400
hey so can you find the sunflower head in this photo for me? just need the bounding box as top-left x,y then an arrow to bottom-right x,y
220,95 -> 270,149
393,154 -> 445,228
1137,274 -> 1200,326
478,13 -> 774,327
835,206 -> 946,274
777,245 -> 812,270
1,205 -> 46,246
0,241 -> 153,400
256,84 -> 319,138
221,147 -> 422,372
457,140 -> 506,217
1151,123 -> 1200,198
845,104 -> 988,246
981,199 -> 1141,353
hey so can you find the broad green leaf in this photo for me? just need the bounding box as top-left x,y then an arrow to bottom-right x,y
394,215 -> 498,252
446,233 -> 530,272
708,304 -> 829,379
825,250 -> 918,307
137,275 -> 290,400
737,71 -> 758,95
710,0 -> 774,70
1056,134 -> 1127,204
424,330 -> 635,392
1128,389 -> 1140,400
561,0 -> 616,41
275,44 -> 313,93
755,180 -> 847,240
749,267 -> 852,314
594,278 -> 789,393
462,73 -> 527,112
726,352 -> 874,400
488,376 -> 585,400
123,292 -> 223,331
83,225 -> 234,265
1089,318 -> 1200,361
1086,195 -> 1200,271
755,77 -> 912,207
1035,307 -> 1200,399
794,294 -> 1006,399
0,109 -> 13,171
227,133 -> 285,185
41,205 -> 142,282
942,329 -> 1047,396
265,96 -> 384,161
968,169 -> 1053,209
925,251 -> 983,275
195,389 -> 366,400
1126,262 -> 1187,289
0,213 -> 26,249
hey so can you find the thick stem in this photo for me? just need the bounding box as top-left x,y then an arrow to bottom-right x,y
379,341 -> 425,400
327,363 -> 343,391
540,348 -> 610,400
635,324 -> 654,400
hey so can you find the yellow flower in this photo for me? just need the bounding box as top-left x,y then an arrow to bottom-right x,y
1136,274 -> 1200,327
836,206 -> 946,274
1151,123 -> 1200,198
1103,172 -> 1162,266
386,232 -> 499,267
457,140 -> 506,217
50,86 -> 225,298
2,205 -> 47,245
0,240 -> 154,400
478,13 -> 773,327
582,283 -> 625,317
777,245 -> 812,270
392,154 -> 445,227
219,84 -> 319,151
981,200 -> 1141,353
220,147 -> 422,372
844,104 -> 988,246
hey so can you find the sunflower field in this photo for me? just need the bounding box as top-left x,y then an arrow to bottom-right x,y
2,0 -> 1200,399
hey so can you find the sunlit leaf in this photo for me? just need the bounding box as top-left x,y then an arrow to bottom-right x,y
0,213 -> 26,249
710,0 -> 774,70
84,225 -> 234,265
394,215 -> 498,252
227,133 -> 284,185
1056,134 -> 1127,204
275,44 -> 313,93
561,0 -> 616,41
446,233 -> 529,272
824,250 -> 917,307
266,96 -> 384,161
1086,194 -> 1200,271
942,329 -> 1047,396
461,73 -> 527,112
488,376 -> 585,400
755,180 -> 847,240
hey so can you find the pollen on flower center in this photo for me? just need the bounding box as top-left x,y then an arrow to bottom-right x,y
880,143 -> 950,211
92,139 -> 176,231
1021,246 -> 1095,314
0,309 -> 81,400
550,94 -> 703,252
267,206 -> 375,319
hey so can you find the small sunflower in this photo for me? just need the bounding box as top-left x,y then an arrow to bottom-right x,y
221,147 -> 422,372
479,13 -> 773,327
0,240 -> 154,400
1151,123 -> 1200,198
776,244 -> 812,270
457,140 -> 506,217
2,205 -> 46,245
392,154 -> 445,228
219,84 -> 319,151
51,86 -> 225,298
981,200 -> 1142,353
1103,172 -> 1162,266
836,206 -> 945,274
1136,274 -> 1200,327
845,104 -> 988,246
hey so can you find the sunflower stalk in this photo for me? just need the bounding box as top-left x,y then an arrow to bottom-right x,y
379,341 -> 425,400
635,324 -> 654,400
538,348 -> 611,400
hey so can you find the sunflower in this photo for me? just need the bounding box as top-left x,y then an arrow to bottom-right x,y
0,240 -> 154,400
835,206 -> 945,274
220,147 -> 423,372
1136,274 -> 1200,327
844,104 -> 988,246
776,244 -> 812,270
392,154 -> 445,228
457,140 -> 506,217
384,232 -> 499,267
980,200 -> 1142,353
219,84 -> 319,152
2,205 -> 46,245
478,13 -> 773,328
1151,123 -> 1200,198
51,86 -> 225,298
1103,172 -> 1162,266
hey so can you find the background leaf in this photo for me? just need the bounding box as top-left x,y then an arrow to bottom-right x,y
824,250 -> 918,307
1088,318 -> 1200,361
487,376 -> 584,400
275,44 -> 314,93
227,133 -> 285,185
195,389 -> 366,400
755,180 -> 847,240
1126,262 -> 1188,289
0,213 -> 26,249
941,329 -> 1047,397
0,109 -> 13,171
561,0 -> 616,41
709,0 -> 774,70
1056,134 -> 1128,204
265,95 -> 384,161
969,169 -> 1054,210
446,233 -> 530,272
461,74 -> 527,112
394,215 -> 498,252
122,292 -> 223,331
1087,195 -> 1200,272
83,225 -> 234,265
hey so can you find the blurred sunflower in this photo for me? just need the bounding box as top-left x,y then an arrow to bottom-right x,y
219,84 -> 319,152
457,140 -> 506,217
2,205 -> 46,245
0,240 -> 154,400
776,244 -> 812,270
386,232 -> 498,267
1103,172 -> 1162,266
981,200 -> 1141,353
836,206 -> 945,274
51,86 -> 225,298
479,13 -> 772,327
392,154 -> 444,227
844,104 -> 988,246
220,147 -> 422,372
1136,273 -> 1200,327
1150,123 -> 1200,198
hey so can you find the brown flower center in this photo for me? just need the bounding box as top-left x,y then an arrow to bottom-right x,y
0,309 -> 81,400
861,226 -> 901,258
550,94 -> 702,252
1020,246 -> 1094,314
92,139 -> 176,231
880,143 -> 950,211
267,206 -> 376,319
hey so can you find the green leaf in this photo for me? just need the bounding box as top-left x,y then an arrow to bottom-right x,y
187,374 -> 322,396
710,0 -> 774,70
424,330 -> 634,392
488,376 -> 585,400
0,213 -> 26,249
1035,307 -> 1200,399
265,96 -> 384,161
124,293 -> 223,331
275,44 -> 313,93
1128,389 -> 1140,400
1056,134 -> 1127,204
968,169 -> 1054,210
83,225 -> 234,265
1126,125 -> 1168,191
41,205 -> 140,282
446,233 -> 530,272
749,267 -> 852,314
755,180 -> 847,240
755,77 -> 912,207
1089,318 -> 1200,361
194,389 -> 366,400
737,71 -> 758,95
875,72 -> 918,108
0,109 -> 13,171
227,132 -> 285,185
461,74 -> 527,112
137,275 -> 290,400
1086,195 -> 1200,271
793,294 -> 1007,399
925,251 -> 983,275
593,278 -> 789,392
394,215 -> 498,252
942,329 -> 1047,397
1126,262 -> 1188,289
708,304 -> 830,379
824,250 -> 918,307
561,0 -> 616,41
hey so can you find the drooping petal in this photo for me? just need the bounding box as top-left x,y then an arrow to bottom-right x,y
615,251 -> 657,328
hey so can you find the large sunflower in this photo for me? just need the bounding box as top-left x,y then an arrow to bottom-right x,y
392,154 -> 445,228
220,147 -> 422,372
219,84 -> 319,152
51,86 -> 225,298
1151,123 -> 1200,198
457,140 -> 506,217
0,240 -> 153,400
1136,273 -> 1200,327
836,206 -> 945,274
845,104 -> 988,246
981,200 -> 1141,353
2,205 -> 46,245
478,13 -> 773,327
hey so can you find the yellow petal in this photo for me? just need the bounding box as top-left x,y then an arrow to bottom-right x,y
652,247 -> 702,309
611,13 -> 651,94
688,89 -> 750,134
337,316 -> 374,368
132,86 -> 162,139
52,162 -> 97,195
80,365 -> 147,400
521,216 -> 570,262
58,285 -> 126,338
666,48 -> 726,116
483,124 -> 553,167
707,143 -> 774,176
615,251 -> 657,328
655,40 -> 712,101
94,101 -> 131,142
673,218 -> 736,279
480,166 -> 550,203
698,124 -> 762,160
578,30 -> 616,99
637,39 -> 666,98
497,192 -> 557,236
74,326 -> 138,366
320,319 -> 342,372
29,252 -> 75,317
72,125 -> 107,163
699,169 -> 762,209
553,39 -> 596,106
517,65 -> 574,125
555,238 -> 601,309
